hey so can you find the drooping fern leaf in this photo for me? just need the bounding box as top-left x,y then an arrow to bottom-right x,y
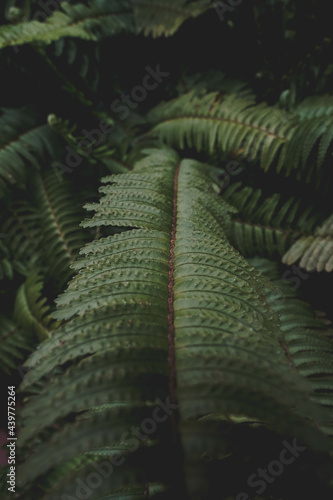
0,314 -> 31,374
13,271 -> 57,342
0,272 -> 54,374
47,113 -> 125,174
282,213 -> 333,272
147,88 -> 333,188
0,238 -> 14,280
0,197 -> 42,275
0,107 -> 59,196
0,1 -> 134,49
16,148 -> 330,500
147,90 -> 296,173
250,257 -> 333,439
31,168 -> 89,290
223,181 -> 325,259
0,0 -> 214,51
284,96 -> 333,181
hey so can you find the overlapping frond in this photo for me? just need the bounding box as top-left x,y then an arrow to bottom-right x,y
0,107 -> 59,197
284,96 -> 333,181
0,238 -> 14,280
175,71 -> 252,98
32,168 -> 88,289
47,113 -> 126,174
147,91 -> 296,173
0,198 -> 42,275
0,272 -> 55,375
251,257 -> 333,439
223,181 -> 324,258
282,213 -> 333,272
147,89 -> 333,188
0,0 -> 210,49
16,148 -> 330,499
0,314 -> 31,375
13,272 -> 57,342
0,1 -> 134,49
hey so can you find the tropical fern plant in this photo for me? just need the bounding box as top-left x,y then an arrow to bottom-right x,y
1,1 -> 333,499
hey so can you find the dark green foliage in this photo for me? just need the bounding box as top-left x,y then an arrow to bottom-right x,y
0,2 -> 333,499
222,181 -> 325,259
282,214 -> 333,272
31,168 -> 88,290
250,257 -> 333,439
0,107 -> 60,196
15,150 -> 331,499
0,272 -> 53,374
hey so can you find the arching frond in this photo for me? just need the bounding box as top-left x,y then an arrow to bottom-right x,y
147,89 -> 333,188
282,213 -> 333,272
0,1 -> 134,49
223,182 -> 325,259
147,91 -> 296,173
17,148 -> 330,500
0,238 -> 14,280
0,198 -> 42,275
284,96 -> 333,180
0,272 -> 56,375
0,107 -> 59,197
31,168 -> 88,290
250,257 -> 333,439
47,113 -> 126,174
13,272 -> 57,342
0,314 -> 31,375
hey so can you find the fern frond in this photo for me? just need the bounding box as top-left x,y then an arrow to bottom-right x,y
282,213 -> 333,272
284,96 -> 333,180
250,257 -> 333,438
148,90 -> 333,187
0,198 -> 42,275
223,182 -> 325,258
147,91 -> 296,173
32,168 -> 88,289
0,1 -> 134,49
175,71 -> 252,98
0,107 -> 59,196
0,273 -> 56,374
17,148 -> 330,499
13,272 -> 57,342
47,113 -> 125,173
132,0 -> 212,37
295,95 -> 333,120
0,239 -> 14,280
0,314 -> 32,374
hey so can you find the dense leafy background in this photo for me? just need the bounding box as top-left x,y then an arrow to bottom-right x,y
0,1 -> 333,499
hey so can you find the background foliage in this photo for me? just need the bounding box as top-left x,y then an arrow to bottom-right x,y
0,1 -> 333,499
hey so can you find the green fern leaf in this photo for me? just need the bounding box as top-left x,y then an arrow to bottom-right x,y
13,272 -> 57,342
250,257 -> 333,440
0,108 -> 59,196
0,198 -> 42,274
282,214 -> 333,272
147,91 -> 296,173
0,315 -> 32,374
17,148 -> 330,499
132,0 -> 212,38
223,182 -> 324,259
32,168 -> 89,289
0,1 -> 134,49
